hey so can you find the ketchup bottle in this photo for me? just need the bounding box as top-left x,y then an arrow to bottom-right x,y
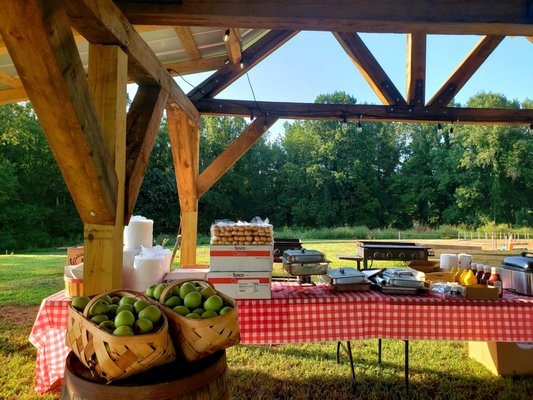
475,264 -> 485,283
480,265 -> 492,285
488,267 -> 503,298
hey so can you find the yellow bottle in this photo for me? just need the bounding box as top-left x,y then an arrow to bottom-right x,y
459,267 -> 470,285
454,267 -> 463,283
451,265 -> 458,274
464,270 -> 477,286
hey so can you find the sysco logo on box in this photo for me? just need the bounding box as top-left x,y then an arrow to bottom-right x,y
234,246 -> 246,250
232,272 -> 245,278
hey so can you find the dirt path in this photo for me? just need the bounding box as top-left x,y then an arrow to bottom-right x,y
0,305 -> 39,326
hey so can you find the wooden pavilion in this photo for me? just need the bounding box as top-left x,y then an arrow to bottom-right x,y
0,0 -> 532,295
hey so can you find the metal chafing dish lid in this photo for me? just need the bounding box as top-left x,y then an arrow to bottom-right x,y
282,248 -> 325,263
503,252 -> 533,271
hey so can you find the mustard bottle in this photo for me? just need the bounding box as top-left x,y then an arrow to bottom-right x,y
451,265 -> 458,274
454,267 -> 463,283
459,266 -> 470,285
464,269 -> 477,286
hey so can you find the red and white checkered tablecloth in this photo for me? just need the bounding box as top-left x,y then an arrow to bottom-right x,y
29,283 -> 533,393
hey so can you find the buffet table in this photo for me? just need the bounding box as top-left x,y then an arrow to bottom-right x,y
30,282 -> 533,393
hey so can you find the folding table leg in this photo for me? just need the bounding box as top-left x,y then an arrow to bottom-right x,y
404,340 -> 409,392
336,341 -> 341,364
335,341 -> 357,389
378,338 -> 382,365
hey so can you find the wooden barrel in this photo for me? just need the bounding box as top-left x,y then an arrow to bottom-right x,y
61,350 -> 228,400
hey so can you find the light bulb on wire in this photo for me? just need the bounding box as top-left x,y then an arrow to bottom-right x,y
530,123 -> 533,134
356,120 -> 363,133
437,123 -> 443,134
223,29 -> 230,42
341,117 -> 348,129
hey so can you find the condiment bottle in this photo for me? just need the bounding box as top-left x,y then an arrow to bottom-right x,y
464,269 -> 477,286
451,265 -> 458,274
471,263 -> 478,277
454,267 -> 463,283
480,265 -> 492,285
488,267 -> 503,298
475,264 -> 485,282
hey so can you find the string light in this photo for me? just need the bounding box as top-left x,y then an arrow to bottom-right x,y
341,116 -> 348,129
240,58 -> 244,69
530,123 -> 533,134
437,123 -> 443,134
223,29 -> 230,42
356,120 -> 363,133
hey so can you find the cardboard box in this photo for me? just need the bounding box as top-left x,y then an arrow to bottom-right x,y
209,245 -> 273,272
469,341 -> 533,376
408,260 -> 439,273
67,246 -> 84,266
207,271 -> 272,299
164,268 -> 208,283
465,284 -> 500,300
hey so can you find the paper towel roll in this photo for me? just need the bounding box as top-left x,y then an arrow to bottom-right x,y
439,254 -> 458,271
458,253 -> 472,269
122,248 -> 141,290
124,216 -> 153,250
130,255 -> 166,292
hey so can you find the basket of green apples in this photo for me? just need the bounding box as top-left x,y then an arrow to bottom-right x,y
66,289 -> 175,382
145,279 -> 240,362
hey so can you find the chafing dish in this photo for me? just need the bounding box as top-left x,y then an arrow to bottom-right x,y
282,248 -> 326,263
501,252 -> 533,296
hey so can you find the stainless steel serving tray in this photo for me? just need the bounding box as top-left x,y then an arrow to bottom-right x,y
325,268 -> 368,285
282,248 -> 325,263
280,257 -> 329,276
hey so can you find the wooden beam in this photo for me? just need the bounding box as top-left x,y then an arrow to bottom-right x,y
427,35 -> 505,107
0,88 -> 27,105
528,37 -> 533,44
125,85 -> 169,222
116,0 -> 533,36
167,106 -> 199,266
85,44 -> 128,294
0,0 -> 117,224
406,33 -> 426,107
0,70 -> 22,88
197,116 -> 278,198
334,32 -> 407,106
174,26 -> 201,60
224,28 -> 242,65
188,30 -> 298,101
165,56 -> 228,75
64,0 -> 199,123
193,98 -> 533,125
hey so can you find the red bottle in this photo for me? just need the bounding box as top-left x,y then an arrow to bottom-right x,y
488,267 -> 503,298
480,265 -> 492,285
475,264 -> 485,283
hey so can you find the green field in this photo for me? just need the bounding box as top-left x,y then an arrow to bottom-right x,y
0,242 -> 531,399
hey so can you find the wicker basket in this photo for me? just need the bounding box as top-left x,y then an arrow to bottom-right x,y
158,279 -> 240,362
66,289 -> 176,382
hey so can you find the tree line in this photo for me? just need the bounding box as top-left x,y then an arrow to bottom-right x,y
1,91 -> 532,249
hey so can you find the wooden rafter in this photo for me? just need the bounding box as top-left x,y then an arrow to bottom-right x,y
174,26 -> 201,60
188,30 -> 298,101
406,33 -> 426,107
64,0 -> 199,122
197,116 -> 279,198
427,35 -> 505,107
0,70 -> 22,88
165,56 -> 228,76
116,0 -> 533,36
125,85 -> 169,221
0,88 -> 27,105
334,32 -> 407,107
224,28 -> 242,65
193,98 -> 533,125
0,0 -> 118,224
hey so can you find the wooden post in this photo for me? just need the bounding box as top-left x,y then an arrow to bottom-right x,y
84,44 -> 128,295
167,106 -> 199,267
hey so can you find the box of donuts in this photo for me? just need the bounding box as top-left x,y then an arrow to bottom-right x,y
209,218 -> 274,272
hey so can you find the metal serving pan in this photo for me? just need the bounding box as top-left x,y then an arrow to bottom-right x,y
282,248 -> 325,263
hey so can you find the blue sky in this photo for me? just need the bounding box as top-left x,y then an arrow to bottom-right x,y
171,32 -> 533,137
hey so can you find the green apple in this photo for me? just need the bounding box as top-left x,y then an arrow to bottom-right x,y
91,314 -> 109,324
89,300 -> 111,317
172,305 -> 190,316
185,312 -> 201,319
111,296 -> 121,305
134,300 -> 150,314
134,317 -> 154,334
179,282 -> 197,300
138,305 -> 162,324
119,296 -> 137,306
102,295 -> 113,305
201,310 -> 218,319
172,285 -> 181,297
165,296 -> 182,308
116,304 -> 134,314
200,286 -> 216,299
113,326 -> 134,336
203,295 -> 223,312
145,285 -> 157,298
115,310 -> 135,327
183,291 -> 202,310
192,308 -> 204,315
99,320 -> 115,334
71,296 -> 90,311
153,283 -> 167,300
219,306 -> 233,315
108,304 -> 119,317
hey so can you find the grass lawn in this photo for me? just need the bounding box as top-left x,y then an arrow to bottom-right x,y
0,242 -> 532,399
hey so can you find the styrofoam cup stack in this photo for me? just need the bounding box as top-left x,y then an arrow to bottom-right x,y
122,248 -> 141,289
129,246 -> 171,292
439,254 -> 458,271
458,253 -> 473,269
124,215 -> 153,250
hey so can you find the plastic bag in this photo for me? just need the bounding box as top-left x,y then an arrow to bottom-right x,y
210,217 -> 273,246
